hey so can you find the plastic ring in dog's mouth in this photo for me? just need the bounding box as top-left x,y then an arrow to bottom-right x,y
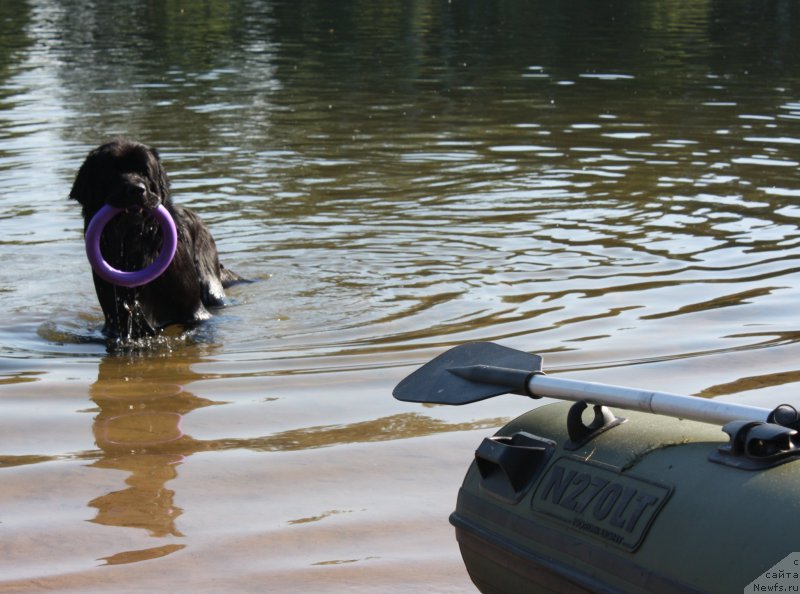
85,204 -> 178,288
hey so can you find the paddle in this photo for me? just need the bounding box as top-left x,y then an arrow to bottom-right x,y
393,341 -> 799,428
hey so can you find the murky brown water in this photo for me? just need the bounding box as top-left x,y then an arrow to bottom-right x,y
2,1 -> 800,592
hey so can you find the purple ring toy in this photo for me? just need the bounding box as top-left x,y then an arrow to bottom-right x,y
85,204 -> 178,288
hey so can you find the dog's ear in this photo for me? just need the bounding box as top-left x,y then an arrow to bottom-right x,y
69,148 -> 100,212
149,147 -> 171,203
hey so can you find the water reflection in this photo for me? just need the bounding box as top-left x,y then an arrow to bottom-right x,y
86,353 -> 219,546
83,350 -> 501,552
99,544 -> 187,567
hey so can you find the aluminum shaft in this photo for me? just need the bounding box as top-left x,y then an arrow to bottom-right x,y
528,374 -> 771,426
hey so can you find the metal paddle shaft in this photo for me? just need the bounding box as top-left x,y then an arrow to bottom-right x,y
394,342 -> 794,427
527,374 -> 770,426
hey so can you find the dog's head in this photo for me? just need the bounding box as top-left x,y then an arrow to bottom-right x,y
70,139 -> 171,221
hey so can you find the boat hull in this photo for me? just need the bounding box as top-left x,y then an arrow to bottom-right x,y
451,401 -> 800,594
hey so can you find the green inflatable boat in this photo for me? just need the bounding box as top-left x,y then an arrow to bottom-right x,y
394,342 -> 800,594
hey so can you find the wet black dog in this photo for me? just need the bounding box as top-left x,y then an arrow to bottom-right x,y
70,139 -> 243,343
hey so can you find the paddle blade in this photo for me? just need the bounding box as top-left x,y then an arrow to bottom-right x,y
393,342 -> 543,405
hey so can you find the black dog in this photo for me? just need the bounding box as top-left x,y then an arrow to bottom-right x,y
70,139 -> 243,343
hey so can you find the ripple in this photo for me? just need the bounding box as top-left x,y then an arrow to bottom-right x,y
579,73 -> 635,81
1,0 -> 799,377
602,132 -> 652,139
731,156 -> 799,167
744,136 -> 800,145
488,144 -> 551,153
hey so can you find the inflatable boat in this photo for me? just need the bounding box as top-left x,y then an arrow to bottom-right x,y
394,342 -> 800,594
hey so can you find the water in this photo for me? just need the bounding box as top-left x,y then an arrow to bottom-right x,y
2,0 -> 800,591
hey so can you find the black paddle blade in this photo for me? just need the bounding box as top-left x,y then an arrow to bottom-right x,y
393,342 -> 543,405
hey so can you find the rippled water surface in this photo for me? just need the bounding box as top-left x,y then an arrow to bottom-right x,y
2,1 -> 800,592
